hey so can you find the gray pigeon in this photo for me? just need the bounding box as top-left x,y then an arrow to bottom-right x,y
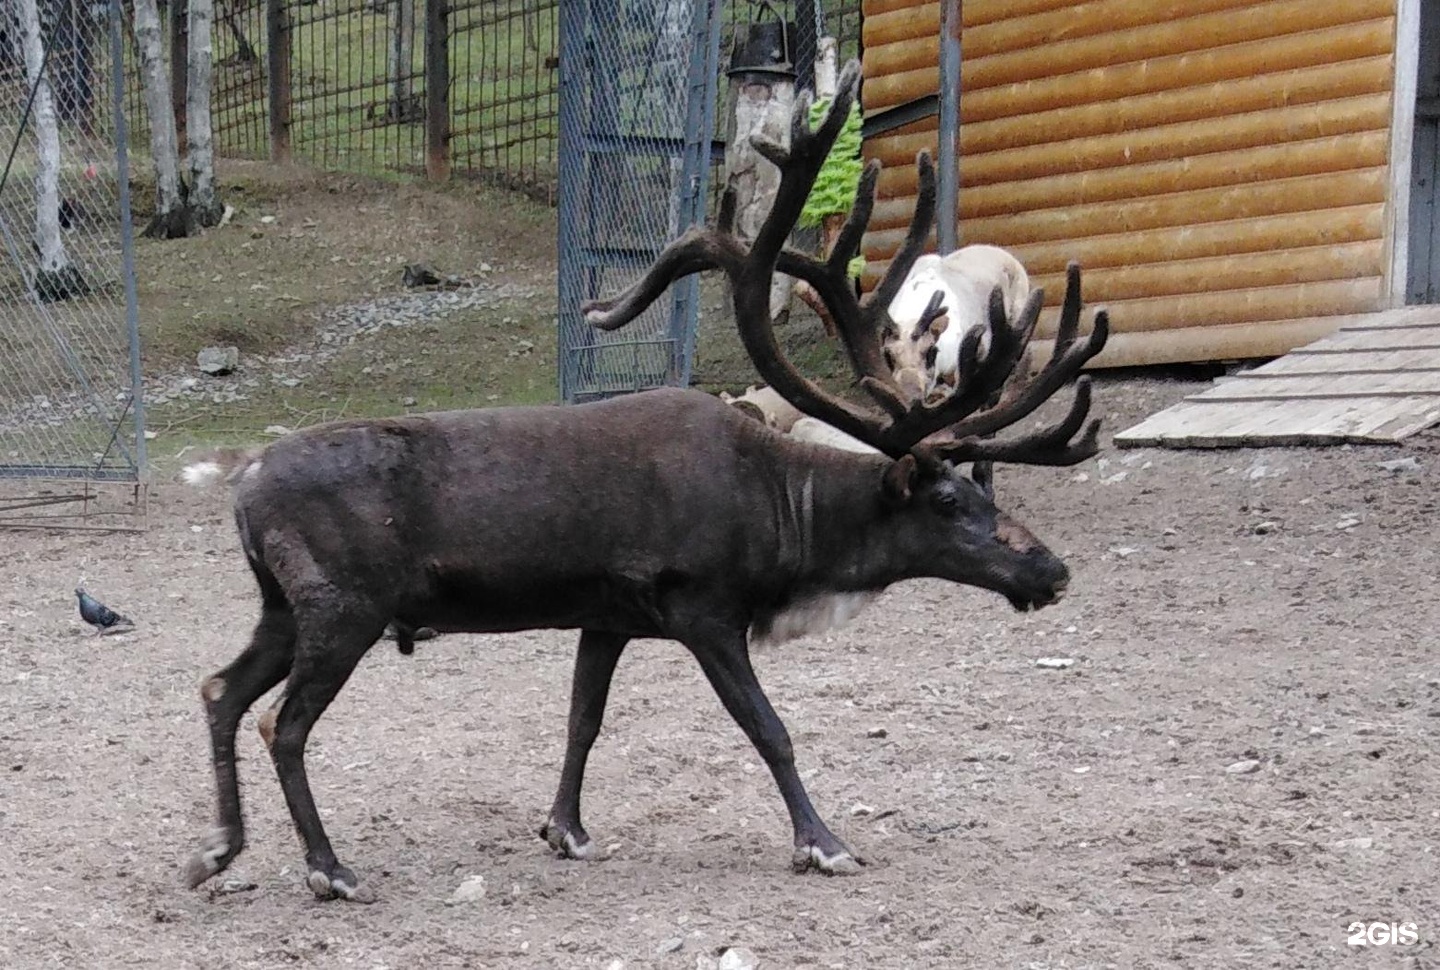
76,587 -> 134,635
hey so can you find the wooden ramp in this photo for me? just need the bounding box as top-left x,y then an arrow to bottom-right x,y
1115,307 -> 1440,448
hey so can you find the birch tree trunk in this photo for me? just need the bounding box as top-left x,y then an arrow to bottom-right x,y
17,0 -> 85,300
187,0 -> 224,226
133,0 -> 196,237
387,0 -> 417,121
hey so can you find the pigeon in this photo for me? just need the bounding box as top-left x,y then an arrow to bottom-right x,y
76,587 -> 134,635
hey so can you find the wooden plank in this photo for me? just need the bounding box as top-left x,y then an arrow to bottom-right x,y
1194,370 -> 1440,398
1027,315 -> 1347,370
1115,394 -> 1439,446
1304,395 -> 1440,438
1019,241 -> 1386,304
1039,277 -> 1383,335
868,57 -> 1391,168
870,97 -> 1390,205
868,163 -> 1389,246
861,0 -> 1392,108
1293,325 -> 1440,350
875,127 -> 1390,214
866,20 -> 1392,121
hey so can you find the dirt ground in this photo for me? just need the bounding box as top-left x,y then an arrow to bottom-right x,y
0,371 -> 1435,970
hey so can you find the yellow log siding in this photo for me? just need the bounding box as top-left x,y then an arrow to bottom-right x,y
860,0 -> 1400,364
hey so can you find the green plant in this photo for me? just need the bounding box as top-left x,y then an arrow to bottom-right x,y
800,97 -> 865,278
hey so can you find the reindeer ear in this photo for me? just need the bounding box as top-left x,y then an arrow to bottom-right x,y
928,313 -> 949,339
881,454 -> 920,506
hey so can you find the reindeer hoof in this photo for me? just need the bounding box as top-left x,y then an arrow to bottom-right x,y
306,866 -> 376,903
540,817 -> 596,860
183,825 -> 240,889
792,842 -> 864,875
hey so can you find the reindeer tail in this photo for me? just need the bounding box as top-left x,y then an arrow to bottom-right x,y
179,447 -> 264,487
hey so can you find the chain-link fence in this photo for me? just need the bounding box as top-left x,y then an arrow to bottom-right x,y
0,0 -> 146,525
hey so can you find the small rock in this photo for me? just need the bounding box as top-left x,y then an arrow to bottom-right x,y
1336,516 -> 1361,530
196,346 -> 240,376
216,878 -> 257,894
866,726 -> 888,739
604,960 -> 625,970
850,802 -> 874,817
718,948 -> 759,970
1225,759 -> 1262,775
1072,765 -> 1091,774
1332,836 -> 1374,851
1034,657 -> 1076,669
1252,520 -> 1279,535
480,262 -> 494,272
402,396 -> 417,407
403,263 -> 442,287
446,874 -> 487,904
262,425 -> 292,437
259,214 -> 277,224
1108,545 -> 1139,558
1377,457 -> 1421,473
656,938 -> 684,955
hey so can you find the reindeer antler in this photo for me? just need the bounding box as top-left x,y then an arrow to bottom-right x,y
582,59 -> 1109,467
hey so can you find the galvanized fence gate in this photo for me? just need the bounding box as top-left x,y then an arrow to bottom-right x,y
0,0 -> 146,527
555,0 -> 720,403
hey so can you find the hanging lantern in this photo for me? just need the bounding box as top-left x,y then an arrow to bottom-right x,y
726,0 -> 796,82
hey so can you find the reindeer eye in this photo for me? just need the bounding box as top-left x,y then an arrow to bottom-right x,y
933,490 -> 958,517
882,346 -> 896,370
924,344 -> 939,369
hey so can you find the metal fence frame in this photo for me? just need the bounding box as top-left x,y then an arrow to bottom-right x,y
0,0 -> 146,528
554,0 -> 722,402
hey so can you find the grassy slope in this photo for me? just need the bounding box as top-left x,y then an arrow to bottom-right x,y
135,158 -> 559,469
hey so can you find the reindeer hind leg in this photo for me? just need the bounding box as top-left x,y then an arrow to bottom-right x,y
184,588 -> 296,890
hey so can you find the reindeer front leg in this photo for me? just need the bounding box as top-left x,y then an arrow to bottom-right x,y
683,624 -> 862,874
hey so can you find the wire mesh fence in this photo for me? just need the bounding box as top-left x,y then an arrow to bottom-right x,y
0,0 -> 146,523
555,0 -> 720,402
688,0 -> 861,391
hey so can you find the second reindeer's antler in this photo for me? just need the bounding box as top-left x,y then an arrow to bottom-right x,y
582,60 -> 1110,467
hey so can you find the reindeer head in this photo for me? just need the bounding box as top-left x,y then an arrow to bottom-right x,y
582,61 -> 1109,612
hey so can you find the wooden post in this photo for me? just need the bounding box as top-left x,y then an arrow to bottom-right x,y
266,0 -> 292,162
424,0 -> 450,179
169,0 -> 188,153
724,22 -> 796,322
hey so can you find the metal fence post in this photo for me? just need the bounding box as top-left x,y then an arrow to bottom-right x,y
936,0 -> 961,253
110,0 -> 146,478
425,0 -> 450,179
267,0 -> 292,162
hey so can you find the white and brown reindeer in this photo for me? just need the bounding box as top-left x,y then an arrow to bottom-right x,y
179,61 -> 1108,903
881,244 -> 1033,405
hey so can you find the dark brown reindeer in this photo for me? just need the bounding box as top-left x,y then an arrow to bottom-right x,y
180,60 -> 1108,903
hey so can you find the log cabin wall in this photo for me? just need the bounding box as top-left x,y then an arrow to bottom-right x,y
860,0 -> 1402,366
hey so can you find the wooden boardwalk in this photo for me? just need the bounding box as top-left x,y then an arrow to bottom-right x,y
1114,307 -> 1440,448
